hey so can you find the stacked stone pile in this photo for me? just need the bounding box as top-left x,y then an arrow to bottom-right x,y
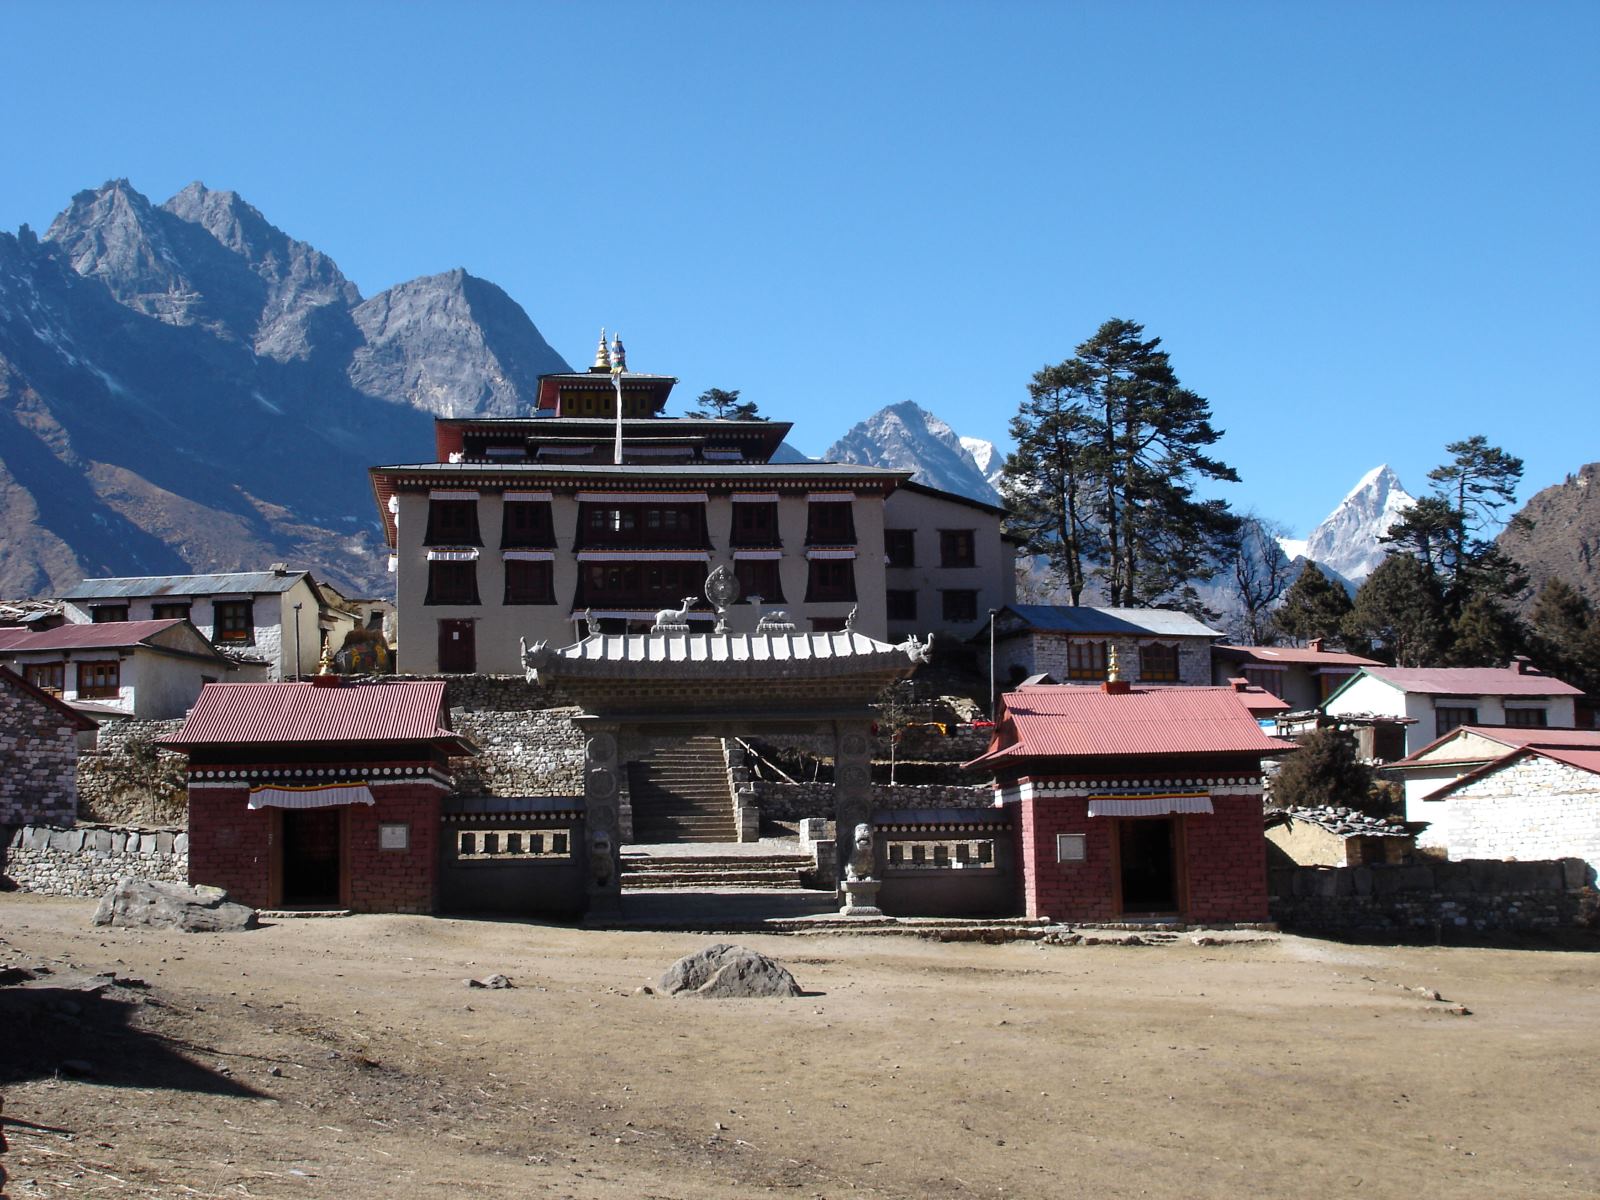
1281,805 -> 1410,838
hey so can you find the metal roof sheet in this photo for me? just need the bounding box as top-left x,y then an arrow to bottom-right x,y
0,619 -> 188,651
977,684 -> 1294,762
1000,605 -> 1222,639
529,629 -> 926,679
162,681 -> 457,746
1215,644 -> 1380,667
372,462 -> 909,480
1360,665 -> 1584,697
0,665 -> 100,730
61,572 -> 309,600
1387,724 -> 1600,768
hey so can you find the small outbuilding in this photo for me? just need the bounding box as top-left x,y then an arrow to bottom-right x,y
161,679 -> 474,912
1264,806 -> 1415,867
970,678 -> 1293,924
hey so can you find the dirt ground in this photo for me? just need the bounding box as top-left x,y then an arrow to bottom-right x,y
2,895 -> 1598,1199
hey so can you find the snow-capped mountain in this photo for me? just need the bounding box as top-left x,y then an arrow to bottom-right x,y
960,435 -> 1006,494
1292,464 -> 1417,583
825,401 -> 1001,504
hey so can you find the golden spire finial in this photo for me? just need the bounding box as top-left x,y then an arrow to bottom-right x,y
592,328 -> 610,371
1106,642 -> 1121,683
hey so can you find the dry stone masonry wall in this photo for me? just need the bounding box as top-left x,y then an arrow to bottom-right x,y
752,781 -> 992,822
4,823 -> 187,896
0,676 -> 82,826
1269,859 -> 1600,935
76,719 -> 187,825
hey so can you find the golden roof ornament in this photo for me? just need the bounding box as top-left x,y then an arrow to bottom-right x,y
1106,642 -> 1121,683
317,642 -> 336,676
592,328 -> 610,371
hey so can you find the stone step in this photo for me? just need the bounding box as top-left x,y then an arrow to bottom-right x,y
622,856 -> 812,869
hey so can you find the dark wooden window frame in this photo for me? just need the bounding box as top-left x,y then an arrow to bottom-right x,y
939,529 -> 977,568
424,499 -> 483,547
805,500 -> 857,546
941,589 -> 978,623
1139,641 -> 1181,682
501,501 -> 556,549
213,600 -> 255,643
884,529 -> 916,568
76,659 -> 121,699
730,502 -> 781,549
805,557 -> 857,603
426,560 -> 482,606
733,558 -> 785,604
504,558 -> 556,605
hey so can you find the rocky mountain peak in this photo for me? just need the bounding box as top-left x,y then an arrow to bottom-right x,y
347,269 -> 570,417
1498,461 -> 1600,611
1301,463 -> 1416,583
824,400 -> 1001,504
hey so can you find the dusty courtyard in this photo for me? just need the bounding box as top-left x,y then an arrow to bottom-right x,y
2,895 -> 1598,1199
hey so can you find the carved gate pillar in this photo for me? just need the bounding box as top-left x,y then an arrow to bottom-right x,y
577,718 -> 624,914
832,718 -> 874,893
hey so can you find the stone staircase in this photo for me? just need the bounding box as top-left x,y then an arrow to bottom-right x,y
628,736 -> 738,843
619,850 -> 816,891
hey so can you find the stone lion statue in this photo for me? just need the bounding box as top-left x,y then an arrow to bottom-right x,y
846,822 -> 875,882
590,829 -> 614,889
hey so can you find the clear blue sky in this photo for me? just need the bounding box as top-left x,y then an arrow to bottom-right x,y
4,1 -> 1595,537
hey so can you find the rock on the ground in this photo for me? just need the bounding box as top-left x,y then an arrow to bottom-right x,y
658,943 -> 802,999
91,878 -> 257,932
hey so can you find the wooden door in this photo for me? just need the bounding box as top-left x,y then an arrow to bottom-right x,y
438,619 -> 476,673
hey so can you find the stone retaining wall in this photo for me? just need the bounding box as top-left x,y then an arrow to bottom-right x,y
449,707 -> 585,798
1269,859 -> 1600,935
751,781 -> 993,822
76,719 -> 187,825
2,822 -> 188,896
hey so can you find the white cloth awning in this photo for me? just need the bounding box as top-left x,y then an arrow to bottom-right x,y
503,550 -> 555,562
428,489 -> 479,500
248,784 -> 375,810
503,491 -> 553,502
575,550 -> 710,562
426,548 -> 480,561
1086,794 -> 1214,818
576,491 -> 709,503
729,492 -> 780,503
805,548 -> 858,560
733,549 -> 783,560
805,492 -> 855,503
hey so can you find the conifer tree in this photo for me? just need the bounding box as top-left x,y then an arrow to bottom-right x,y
1343,553 -> 1446,666
1272,728 -> 1379,814
690,387 -> 761,420
1528,578 -> 1600,692
1003,318 -> 1240,608
1273,561 -> 1352,646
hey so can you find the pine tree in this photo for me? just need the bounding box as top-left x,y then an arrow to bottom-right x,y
1448,590 -> 1523,667
1343,554 -> 1446,666
1001,360 -> 1101,604
689,387 -> 761,420
1273,561 -> 1352,646
1271,728 -> 1379,814
1003,318 -> 1241,608
1528,578 -> 1600,692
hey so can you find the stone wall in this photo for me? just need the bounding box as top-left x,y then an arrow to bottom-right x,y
751,781 -> 993,822
76,719 -> 187,825
1001,633 -> 1211,689
0,673 -> 82,826
2,823 -> 187,896
448,708 -> 585,798
1436,755 -> 1600,869
1269,859 -> 1600,935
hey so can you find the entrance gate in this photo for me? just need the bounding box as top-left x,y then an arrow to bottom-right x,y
523,619 -> 928,913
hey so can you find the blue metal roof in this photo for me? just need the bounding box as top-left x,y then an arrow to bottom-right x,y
60,571 -> 311,600
999,604 -> 1222,638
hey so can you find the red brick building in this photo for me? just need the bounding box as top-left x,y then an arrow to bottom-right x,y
161,680 -> 472,912
971,680 -> 1292,924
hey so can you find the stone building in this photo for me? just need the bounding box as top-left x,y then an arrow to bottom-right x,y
970,677 -> 1292,923
985,604 -> 1221,690
369,341 -> 913,674
1210,640 -> 1379,708
1392,731 -> 1600,872
1263,806 -> 1414,867
0,664 -> 97,826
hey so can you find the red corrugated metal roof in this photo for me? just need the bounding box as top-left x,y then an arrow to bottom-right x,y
975,684 -> 1294,763
0,619 -> 185,650
1538,748 -> 1600,775
1217,644 -> 1380,667
1389,725 -> 1600,768
163,681 -> 456,746
1364,665 -> 1583,697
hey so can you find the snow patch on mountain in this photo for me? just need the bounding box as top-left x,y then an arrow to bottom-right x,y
960,435 -> 1007,493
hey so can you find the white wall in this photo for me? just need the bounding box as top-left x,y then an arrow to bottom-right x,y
1437,755 -> 1600,872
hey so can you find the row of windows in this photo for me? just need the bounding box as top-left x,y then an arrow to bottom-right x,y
884,528 -> 978,569
888,589 -> 979,623
1065,640 -> 1182,682
425,557 -> 856,608
89,600 -> 254,642
1436,705 -> 1547,736
25,660 -> 121,698
422,499 -> 864,550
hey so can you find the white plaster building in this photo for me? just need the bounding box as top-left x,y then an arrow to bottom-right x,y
58,569 -> 356,680
882,480 -> 1019,647
0,619 -> 262,720
1322,663 -> 1583,761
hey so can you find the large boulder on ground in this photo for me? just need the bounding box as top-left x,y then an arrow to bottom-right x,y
658,943 -> 802,999
92,878 -> 258,932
